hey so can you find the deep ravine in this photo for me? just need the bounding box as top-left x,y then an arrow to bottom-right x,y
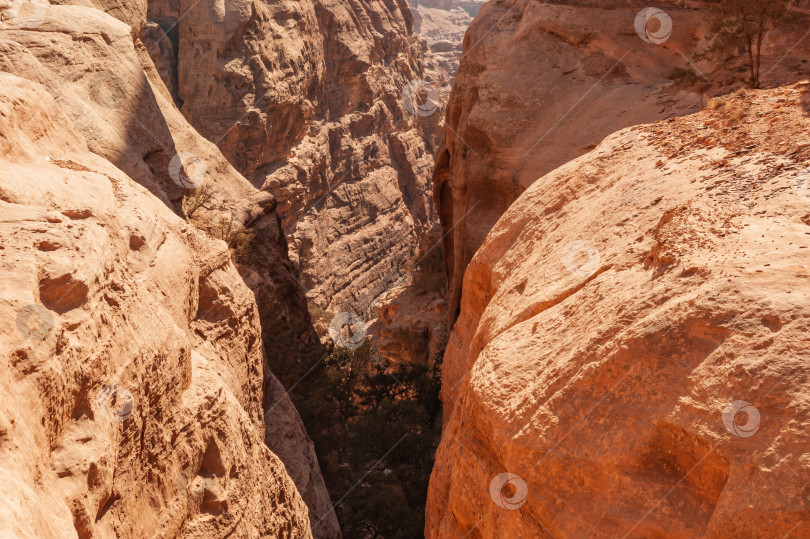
3,0 -> 810,538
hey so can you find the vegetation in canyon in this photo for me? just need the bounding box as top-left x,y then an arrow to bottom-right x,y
264,323 -> 444,538
3,0 -> 810,537
699,0 -> 790,88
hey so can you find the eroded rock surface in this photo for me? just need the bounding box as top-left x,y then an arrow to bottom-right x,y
434,0 -> 810,323
142,0 -> 438,317
427,85 -> 810,537
370,283 -> 448,367
0,72 -> 310,539
360,0 -> 477,367
0,4 -> 336,537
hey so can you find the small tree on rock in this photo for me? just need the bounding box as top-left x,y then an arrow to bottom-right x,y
700,0 -> 789,88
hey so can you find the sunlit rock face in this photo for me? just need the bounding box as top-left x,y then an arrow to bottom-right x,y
433,0 -> 810,325
0,4 -> 332,537
427,84 -> 810,537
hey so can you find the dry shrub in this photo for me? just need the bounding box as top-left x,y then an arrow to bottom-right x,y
183,181 -> 217,218
707,91 -> 750,123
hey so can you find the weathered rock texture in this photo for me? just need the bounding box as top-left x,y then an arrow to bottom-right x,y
413,0 -> 486,50
359,0 -> 478,367
371,282 -> 447,367
413,1 -> 474,123
0,73 -> 310,539
142,0 -> 438,317
427,84 -> 810,537
0,4 -> 336,537
414,4 -> 474,51
47,0 -> 147,35
366,221 -> 449,366
434,0 -> 810,324
90,0 -> 147,33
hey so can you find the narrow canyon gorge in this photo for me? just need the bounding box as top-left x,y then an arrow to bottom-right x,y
1,0 -> 809,537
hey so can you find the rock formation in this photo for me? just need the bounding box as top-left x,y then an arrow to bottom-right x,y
86,0 -> 147,34
427,84 -> 810,536
412,0 -> 474,130
137,0 -> 467,376
370,281 -> 448,367
359,0 -> 480,367
141,0 -> 438,319
411,0 -> 484,142
433,0 -> 810,324
412,0 -> 485,58
0,2 -> 337,537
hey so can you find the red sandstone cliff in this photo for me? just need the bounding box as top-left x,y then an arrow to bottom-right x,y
434,0 -> 810,324
427,83 -> 810,536
0,2 -> 335,536
142,0 -> 437,319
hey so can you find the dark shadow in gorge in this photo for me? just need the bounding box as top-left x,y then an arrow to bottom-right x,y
134,1 -> 448,533
261,315 -> 444,538
256,217 -> 449,538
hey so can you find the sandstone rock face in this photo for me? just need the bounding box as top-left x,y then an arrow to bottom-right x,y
0,72 -> 310,539
412,0 -> 474,107
414,4 -> 473,50
0,0 -> 315,379
264,377 -> 338,538
142,0 -> 438,317
433,0 -> 810,324
371,283 -> 448,367
89,0 -> 147,33
411,0 -> 481,156
141,20 -> 178,99
47,0 -> 147,34
0,5 -> 336,537
358,0 -> 478,367
367,222 -> 450,367
427,85 -> 810,537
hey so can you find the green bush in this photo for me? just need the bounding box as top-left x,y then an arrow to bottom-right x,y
263,324 -> 444,538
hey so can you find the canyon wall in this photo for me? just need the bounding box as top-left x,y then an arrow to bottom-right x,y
427,84 -> 810,536
0,3 -> 337,537
434,0 -> 810,323
141,0 -> 437,319
412,0 -> 485,104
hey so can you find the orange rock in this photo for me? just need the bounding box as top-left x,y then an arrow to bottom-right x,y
0,5 -> 334,536
427,90 -> 810,537
433,0 -> 810,327
142,0 -> 437,316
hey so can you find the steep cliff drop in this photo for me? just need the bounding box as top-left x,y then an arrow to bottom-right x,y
136,0 -> 458,534
140,0 -> 457,375
427,85 -> 810,536
0,2 -> 335,537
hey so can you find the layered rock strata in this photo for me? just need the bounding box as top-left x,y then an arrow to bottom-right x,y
142,0 -> 438,317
